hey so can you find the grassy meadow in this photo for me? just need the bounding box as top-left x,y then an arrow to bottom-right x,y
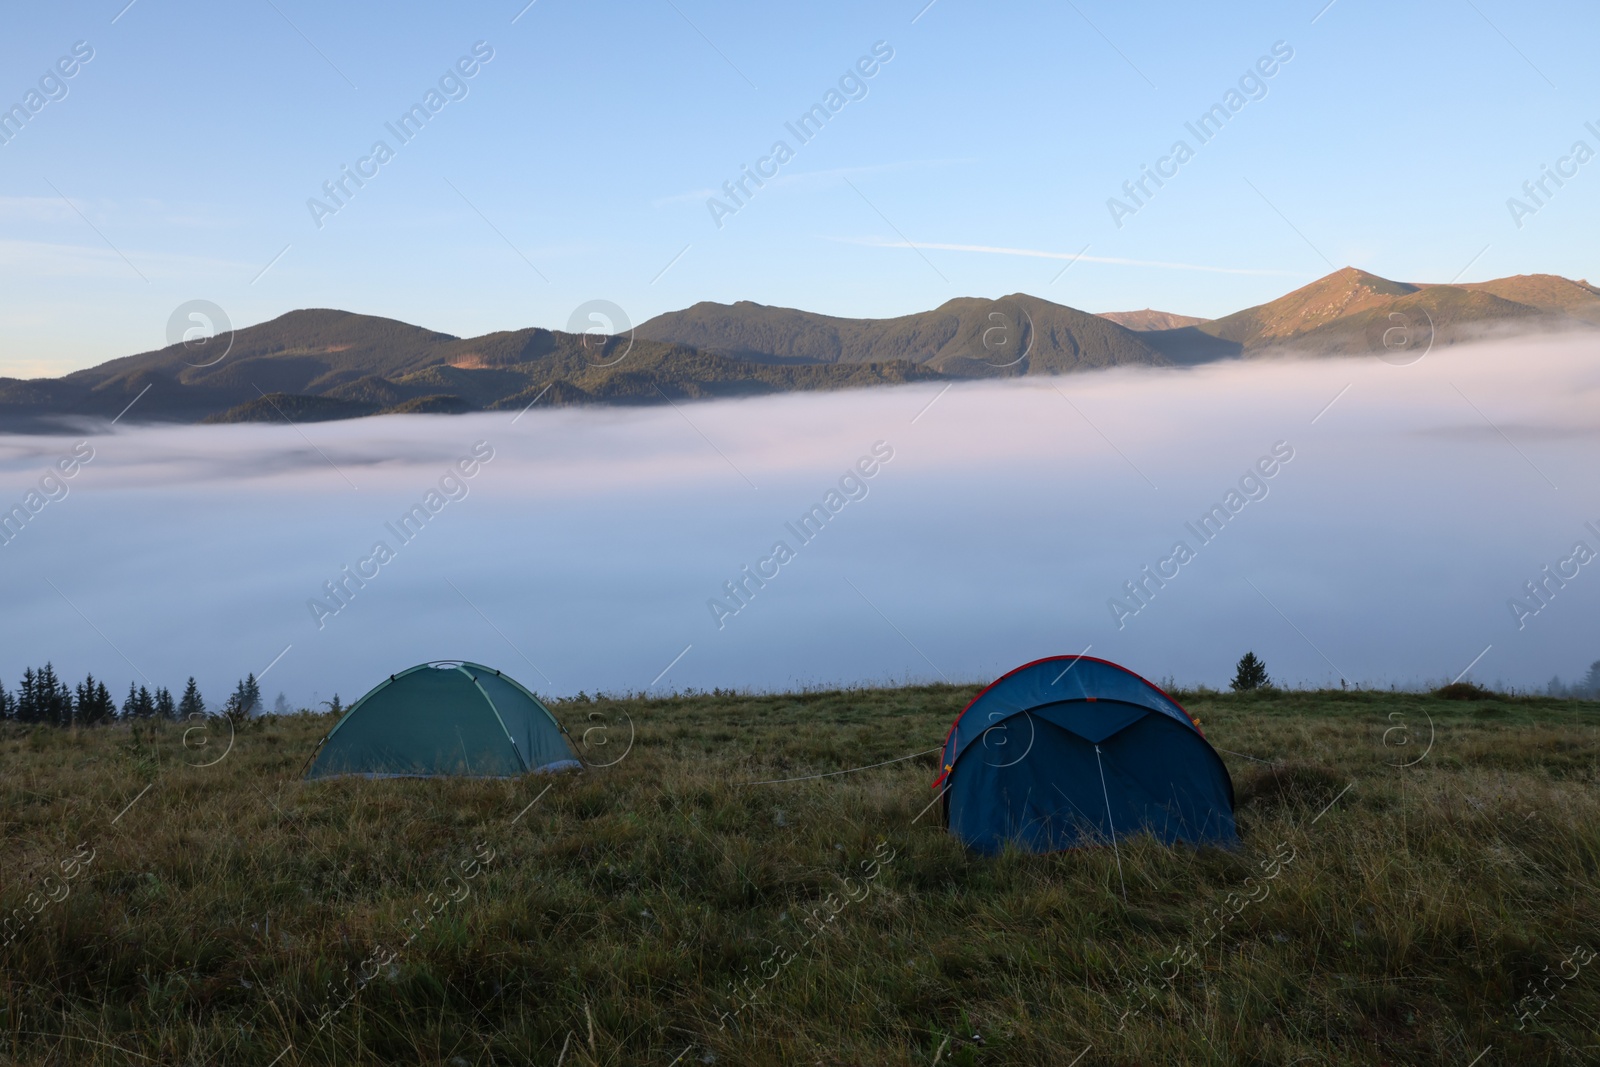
0,684 -> 1597,1066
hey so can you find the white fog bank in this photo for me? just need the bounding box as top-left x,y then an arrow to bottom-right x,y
1,331 -> 1596,708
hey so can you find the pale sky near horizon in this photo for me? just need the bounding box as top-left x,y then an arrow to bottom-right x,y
1,0 -> 1596,376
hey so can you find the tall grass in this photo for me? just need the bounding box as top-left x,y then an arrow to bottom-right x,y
0,685 -> 1595,1065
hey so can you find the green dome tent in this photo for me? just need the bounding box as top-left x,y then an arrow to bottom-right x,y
304,662 -> 579,779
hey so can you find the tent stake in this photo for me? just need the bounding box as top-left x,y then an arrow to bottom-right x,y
1095,744 -> 1128,903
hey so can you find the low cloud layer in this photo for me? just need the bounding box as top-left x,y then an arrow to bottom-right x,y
1,332 -> 1596,709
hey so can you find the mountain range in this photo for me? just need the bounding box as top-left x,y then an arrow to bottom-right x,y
2,267 -> 1596,430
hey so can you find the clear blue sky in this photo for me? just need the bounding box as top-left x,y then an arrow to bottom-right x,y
2,0 -> 1595,375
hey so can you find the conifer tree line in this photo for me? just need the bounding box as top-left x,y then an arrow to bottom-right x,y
0,665 -> 275,727
1547,660 -> 1600,699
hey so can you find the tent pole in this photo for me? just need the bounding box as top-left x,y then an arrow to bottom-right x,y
1095,744 -> 1128,903
296,735 -> 327,779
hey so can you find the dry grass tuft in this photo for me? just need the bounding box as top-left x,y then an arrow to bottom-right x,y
1233,760 -> 1347,811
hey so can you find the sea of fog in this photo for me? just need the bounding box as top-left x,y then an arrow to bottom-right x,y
1,333 -> 1597,710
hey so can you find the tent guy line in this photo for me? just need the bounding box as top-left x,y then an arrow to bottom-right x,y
744,746 -> 941,786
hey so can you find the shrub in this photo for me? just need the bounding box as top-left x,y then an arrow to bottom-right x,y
1434,681 -> 1495,701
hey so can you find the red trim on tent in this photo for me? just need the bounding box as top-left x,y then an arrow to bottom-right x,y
929,655 -> 1203,789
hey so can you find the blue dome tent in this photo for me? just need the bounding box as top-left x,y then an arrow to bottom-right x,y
304,662 -> 580,779
932,656 -> 1238,854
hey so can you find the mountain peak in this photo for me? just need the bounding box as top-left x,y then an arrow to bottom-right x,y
1202,267 -> 1419,346
7,267 -> 1598,429
255,307 -> 461,340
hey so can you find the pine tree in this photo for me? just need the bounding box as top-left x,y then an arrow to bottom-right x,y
37,664 -> 71,726
76,675 -> 95,724
178,677 -> 205,720
0,678 -> 11,721
1583,660 -> 1600,699
119,681 -> 156,721
321,694 -> 344,716
223,675 -> 260,725
74,674 -> 116,725
272,692 -> 290,716
30,665 -> 48,725
16,667 -> 39,724
154,687 -> 175,720
1230,651 -> 1270,692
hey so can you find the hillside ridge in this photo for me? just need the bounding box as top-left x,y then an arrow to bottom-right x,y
3,267 -> 1595,429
